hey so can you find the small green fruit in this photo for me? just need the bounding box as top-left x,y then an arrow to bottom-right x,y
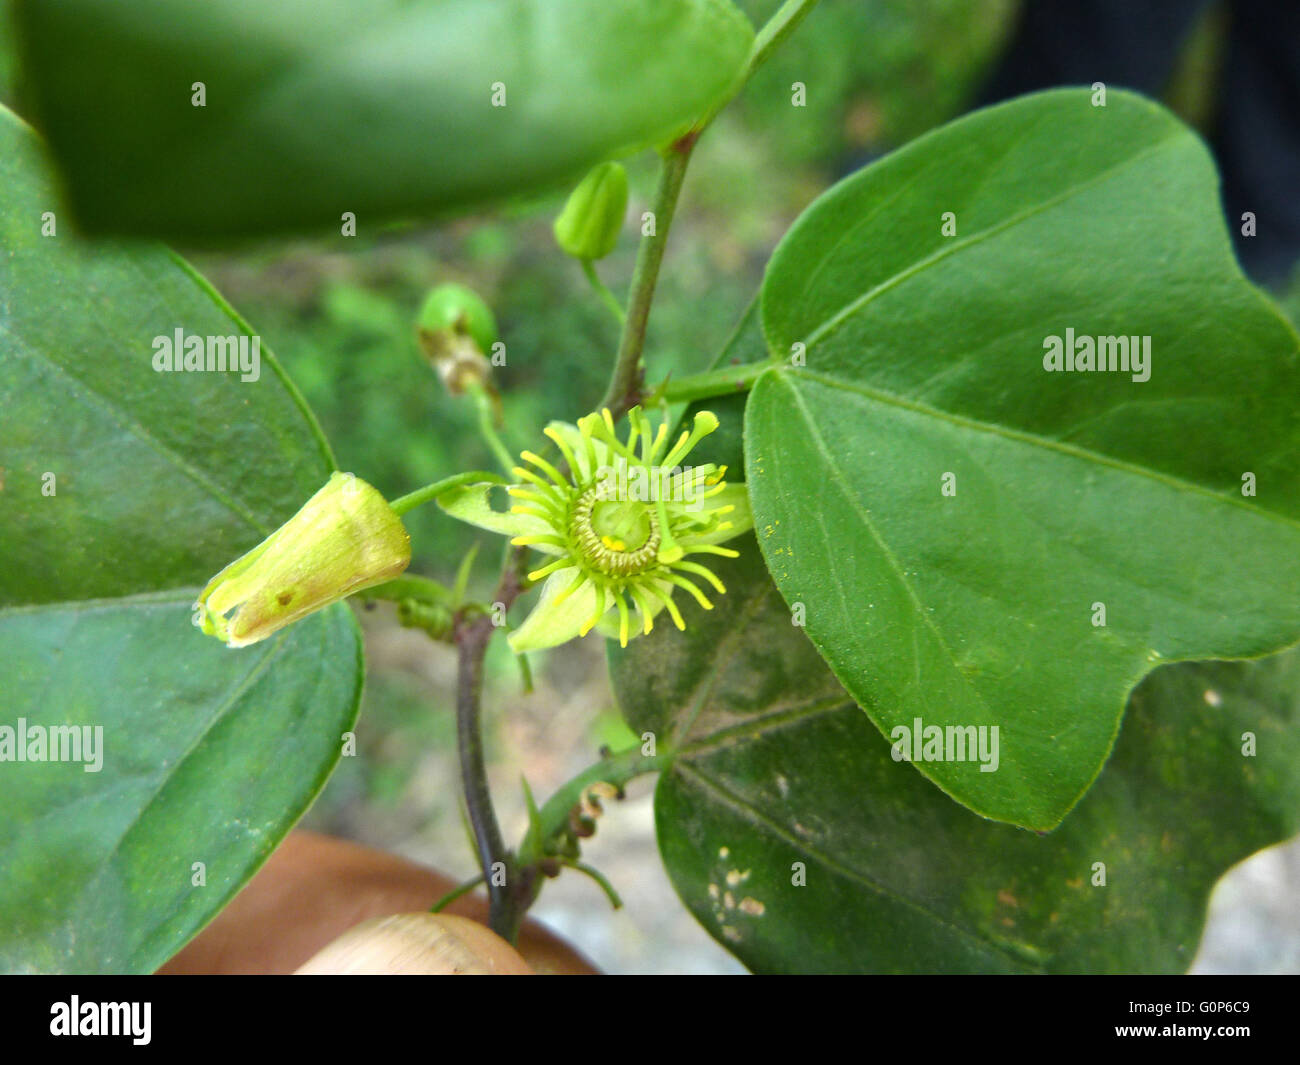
417,283 -> 497,354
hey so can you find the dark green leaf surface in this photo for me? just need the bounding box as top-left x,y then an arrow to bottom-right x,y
609,545 -> 1300,973
12,0 -> 753,239
749,89 -> 1300,828
0,106 -> 361,971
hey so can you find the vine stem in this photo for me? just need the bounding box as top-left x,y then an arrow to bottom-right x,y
455,619 -> 506,927
749,0 -> 822,77
454,546 -> 532,941
446,0 -> 823,945
598,134 -> 696,419
466,381 -> 517,475
695,0 -> 823,131
430,873 -> 486,913
389,469 -> 505,516
581,259 -> 627,326
595,0 -> 821,419
521,746 -> 670,864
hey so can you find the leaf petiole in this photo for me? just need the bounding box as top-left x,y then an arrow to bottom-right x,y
389,470 -> 507,517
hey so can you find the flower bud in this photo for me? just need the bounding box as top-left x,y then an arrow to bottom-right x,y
194,472 -> 411,648
553,162 -> 628,261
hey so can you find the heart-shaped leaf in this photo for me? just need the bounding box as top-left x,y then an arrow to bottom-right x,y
610,544 -> 1300,973
0,106 -> 361,972
748,88 -> 1300,829
11,0 -> 753,239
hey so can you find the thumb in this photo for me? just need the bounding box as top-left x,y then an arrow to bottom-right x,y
295,913 -> 533,975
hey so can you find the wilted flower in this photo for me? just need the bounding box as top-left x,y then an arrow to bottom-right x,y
417,282 -> 498,397
440,407 -> 750,652
194,472 -> 411,647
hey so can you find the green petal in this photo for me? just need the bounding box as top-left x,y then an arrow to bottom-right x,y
687,483 -> 753,544
508,568 -> 602,653
545,419 -> 611,484
436,482 -> 563,553
593,576 -> 674,641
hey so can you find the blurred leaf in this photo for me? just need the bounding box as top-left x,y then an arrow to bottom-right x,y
610,544 -> 1300,974
13,0 -> 754,239
0,106 -> 360,971
749,88 -> 1300,829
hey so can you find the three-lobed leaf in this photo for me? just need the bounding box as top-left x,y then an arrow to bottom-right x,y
748,88 -> 1300,829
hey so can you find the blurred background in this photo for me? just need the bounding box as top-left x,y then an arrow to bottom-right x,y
3,0 -> 1298,973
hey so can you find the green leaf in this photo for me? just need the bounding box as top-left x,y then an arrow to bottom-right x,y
12,0 -> 754,240
748,88 -> 1300,829
609,545 -> 1300,974
0,105 -> 361,972
0,600 -> 361,973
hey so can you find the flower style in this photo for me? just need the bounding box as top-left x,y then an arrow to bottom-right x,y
194,471 -> 411,647
440,406 -> 751,652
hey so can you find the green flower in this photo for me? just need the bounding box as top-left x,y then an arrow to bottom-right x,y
440,406 -> 751,652
194,472 -> 411,647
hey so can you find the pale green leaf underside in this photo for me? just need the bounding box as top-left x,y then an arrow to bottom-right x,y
12,0 -> 754,238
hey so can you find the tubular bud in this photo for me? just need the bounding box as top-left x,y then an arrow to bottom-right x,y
194,472 -> 411,648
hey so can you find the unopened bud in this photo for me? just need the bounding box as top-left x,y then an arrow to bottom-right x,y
194,473 -> 410,648
418,283 -> 497,352
553,162 -> 628,261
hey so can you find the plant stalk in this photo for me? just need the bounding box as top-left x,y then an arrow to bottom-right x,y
447,0 -> 821,942
750,0 -> 822,77
582,258 -> 627,325
454,618 -> 508,931
453,547 -> 532,941
658,360 -> 776,404
598,135 -> 696,419
389,470 -> 505,517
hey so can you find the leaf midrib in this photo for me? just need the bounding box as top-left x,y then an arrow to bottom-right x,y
783,367 -> 1300,533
